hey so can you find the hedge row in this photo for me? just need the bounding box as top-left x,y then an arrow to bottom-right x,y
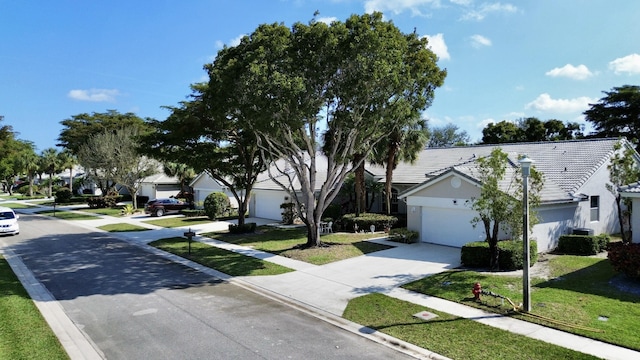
461,240 -> 538,271
556,234 -> 609,255
608,242 -> 640,280
341,213 -> 398,232
228,222 -> 257,234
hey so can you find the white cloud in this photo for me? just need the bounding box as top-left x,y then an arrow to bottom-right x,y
460,2 -> 518,21
215,40 -> 224,49
477,118 -> 496,130
545,64 -> 593,80
364,0 -> 439,16
609,53 -> 640,75
68,89 -> 119,102
316,16 -> 337,25
470,34 -> 492,48
525,93 -> 595,113
229,34 -> 246,47
424,33 -> 450,61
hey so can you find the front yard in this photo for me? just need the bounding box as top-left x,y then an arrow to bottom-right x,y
201,226 -> 391,265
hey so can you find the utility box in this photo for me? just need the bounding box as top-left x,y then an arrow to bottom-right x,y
572,228 -> 594,236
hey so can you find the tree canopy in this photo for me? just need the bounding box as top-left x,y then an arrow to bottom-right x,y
58,110 -> 150,154
584,85 -> 640,149
428,123 -> 470,147
205,12 -> 446,246
481,117 -> 583,144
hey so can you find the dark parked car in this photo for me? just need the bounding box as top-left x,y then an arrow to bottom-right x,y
144,198 -> 191,217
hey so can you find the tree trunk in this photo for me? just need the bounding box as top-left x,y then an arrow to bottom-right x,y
305,222 -> 322,248
49,174 -> 53,198
384,145 -> 397,215
237,192 -> 250,226
489,220 -> 501,271
616,195 -> 630,244
69,168 -> 73,192
353,155 -> 366,216
28,174 -> 33,197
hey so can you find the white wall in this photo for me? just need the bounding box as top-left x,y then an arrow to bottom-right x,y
572,164 -> 620,235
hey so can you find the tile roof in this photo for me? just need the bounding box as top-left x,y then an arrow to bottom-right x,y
396,138 -> 626,203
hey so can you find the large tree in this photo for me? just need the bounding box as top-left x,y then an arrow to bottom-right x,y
40,148 -> 60,197
607,141 -> 640,243
78,128 -> 156,209
139,83 -> 266,226
482,118 -> 583,144
584,85 -> 640,150
207,13 -> 445,247
468,148 -> 543,270
58,110 -> 150,154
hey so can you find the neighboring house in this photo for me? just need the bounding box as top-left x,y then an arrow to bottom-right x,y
619,182 -> 640,243
190,172 -> 239,209
138,173 -> 181,200
400,138 -> 634,253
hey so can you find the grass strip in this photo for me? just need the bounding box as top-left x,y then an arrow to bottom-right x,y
402,255 -> 640,350
144,216 -> 215,228
202,226 -> 391,265
343,293 -> 597,360
98,223 -> 151,232
0,202 -> 36,209
150,237 -> 293,276
34,210 -> 97,220
0,256 -> 69,359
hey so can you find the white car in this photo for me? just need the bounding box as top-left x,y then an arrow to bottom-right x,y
0,207 -> 19,235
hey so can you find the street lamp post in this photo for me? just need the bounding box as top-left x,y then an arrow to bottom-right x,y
519,155 -> 533,312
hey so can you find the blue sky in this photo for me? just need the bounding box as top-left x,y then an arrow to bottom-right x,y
2,0 -> 639,152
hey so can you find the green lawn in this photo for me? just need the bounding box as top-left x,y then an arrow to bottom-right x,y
144,216 -> 215,228
150,237 -> 293,276
0,202 -> 37,209
202,227 -> 392,265
0,256 -> 69,359
343,293 -> 597,360
98,223 -> 151,232
35,210 -> 97,220
402,255 -> 640,351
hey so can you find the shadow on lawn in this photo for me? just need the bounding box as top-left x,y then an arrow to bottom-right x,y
535,259 -> 640,303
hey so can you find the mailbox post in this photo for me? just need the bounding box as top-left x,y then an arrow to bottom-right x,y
183,228 -> 196,255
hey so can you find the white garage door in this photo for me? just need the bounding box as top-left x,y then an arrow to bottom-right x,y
422,207 -> 485,247
253,191 -> 287,221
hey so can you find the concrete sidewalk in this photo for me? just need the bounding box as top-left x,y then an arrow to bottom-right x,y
7,201 -> 640,359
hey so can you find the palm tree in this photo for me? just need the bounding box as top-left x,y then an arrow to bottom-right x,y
40,148 -> 60,197
163,162 -> 196,195
57,150 -> 77,193
16,147 -> 40,197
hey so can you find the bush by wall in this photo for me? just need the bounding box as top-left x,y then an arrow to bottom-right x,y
54,188 -> 73,203
228,222 -> 257,234
388,228 -> 419,243
86,195 -> 120,208
608,242 -> 640,280
204,192 -> 231,220
557,234 -> 610,255
461,240 -> 538,271
280,202 -> 297,225
180,209 -> 206,217
341,213 -> 398,232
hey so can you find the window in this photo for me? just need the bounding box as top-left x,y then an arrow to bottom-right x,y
590,196 -> 599,222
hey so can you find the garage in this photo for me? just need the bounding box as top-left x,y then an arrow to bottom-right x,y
251,190 -> 288,221
421,206 -> 486,247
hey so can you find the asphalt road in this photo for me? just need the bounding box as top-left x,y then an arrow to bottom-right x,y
5,213 -> 415,359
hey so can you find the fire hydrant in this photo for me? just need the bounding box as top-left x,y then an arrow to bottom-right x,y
472,282 -> 482,301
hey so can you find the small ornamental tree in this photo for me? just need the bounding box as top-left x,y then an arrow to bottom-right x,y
467,148 -> 543,271
203,192 -> 231,220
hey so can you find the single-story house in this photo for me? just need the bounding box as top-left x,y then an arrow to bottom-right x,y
400,138 -> 634,252
137,173 -> 182,200
190,172 -> 239,209
619,182 -> 640,243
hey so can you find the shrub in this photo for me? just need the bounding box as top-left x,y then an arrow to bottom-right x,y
461,240 -> 538,271
228,222 -> 257,234
86,195 -> 120,209
608,242 -> 640,280
388,228 -> 419,243
55,188 -> 73,203
203,192 -> 231,220
121,204 -> 135,215
180,209 -> 206,217
557,234 -> 610,255
341,213 -> 398,232
280,202 -> 297,224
